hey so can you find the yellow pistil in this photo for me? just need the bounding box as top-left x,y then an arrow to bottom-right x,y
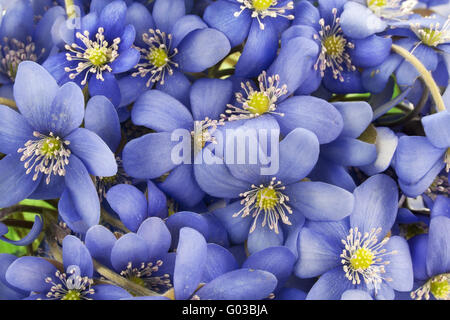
234,177 -> 292,234
430,278 -> 450,300
147,47 -> 168,68
252,0 -> 273,11
367,0 -> 387,7
256,187 -> 278,210
322,34 -> 346,58
61,290 -> 81,300
350,247 -> 375,270
247,92 -> 270,115
420,28 -> 444,47
86,46 -> 108,66
40,136 -> 62,157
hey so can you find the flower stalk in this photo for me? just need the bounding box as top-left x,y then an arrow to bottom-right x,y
391,44 -> 446,112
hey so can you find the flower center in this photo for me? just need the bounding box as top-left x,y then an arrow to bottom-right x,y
234,0 -> 294,30
350,247 -> 374,270
314,8 -> 355,82
41,136 -> 62,155
191,118 -> 224,153
147,47 -> 168,68
44,268 -> 94,300
421,28 -> 445,47
411,273 -> 450,300
247,92 -> 270,115
366,0 -> 417,19
64,27 -> 120,85
367,0 -> 387,7
411,18 -> 450,48
225,71 -> 287,121
252,0 -> 273,11
341,227 -> 397,289
61,290 -> 82,300
430,278 -> 450,299
17,131 -> 71,185
256,187 -> 278,210
234,177 -> 292,234
86,46 -> 108,66
132,29 -> 178,86
322,34 -> 346,58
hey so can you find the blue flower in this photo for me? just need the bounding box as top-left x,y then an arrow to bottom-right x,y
43,0 -> 140,106
80,95 -> 132,201
203,0 -> 295,78
363,14 -> 450,92
309,101 -> 398,191
85,217 -> 175,293
345,0 -> 417,23
0,61 -> 117,233
4,235 -> 131,299
122,78 -> 234,207
295,174 -> 414,300
394,111 -> 450,197
133,227 -> 279,300
126,0 -> 231,96
285,0 -> 392,94
195,118 -> 354,254
409,196 -> 450,300
223,70 -> 345,145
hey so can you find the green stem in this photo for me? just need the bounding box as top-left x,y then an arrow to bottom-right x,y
0,97 -> 17,110
0,205 -> 57,220
391,44 -> 446,112
1,219 -> 34,229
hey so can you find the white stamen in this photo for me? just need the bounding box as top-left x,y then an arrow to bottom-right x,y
234,0 -> 294,30
411,15 -> 450,49
132,29 -> 178,86
313,8 -> 356,82
411,273 -> 450,300
64,27 -> 120,85
366,0 -> 417,20
0,36 -> 43,81
234,177 -> 292,234
224,71 -> 287,121
120,260 -> 172,292
17,131 -> 71,185
191,117 -> 225,153
44,268 -> 94,300
340,227 -> 397,292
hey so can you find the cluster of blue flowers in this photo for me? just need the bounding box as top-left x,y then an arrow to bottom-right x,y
0,0 -> 449,301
